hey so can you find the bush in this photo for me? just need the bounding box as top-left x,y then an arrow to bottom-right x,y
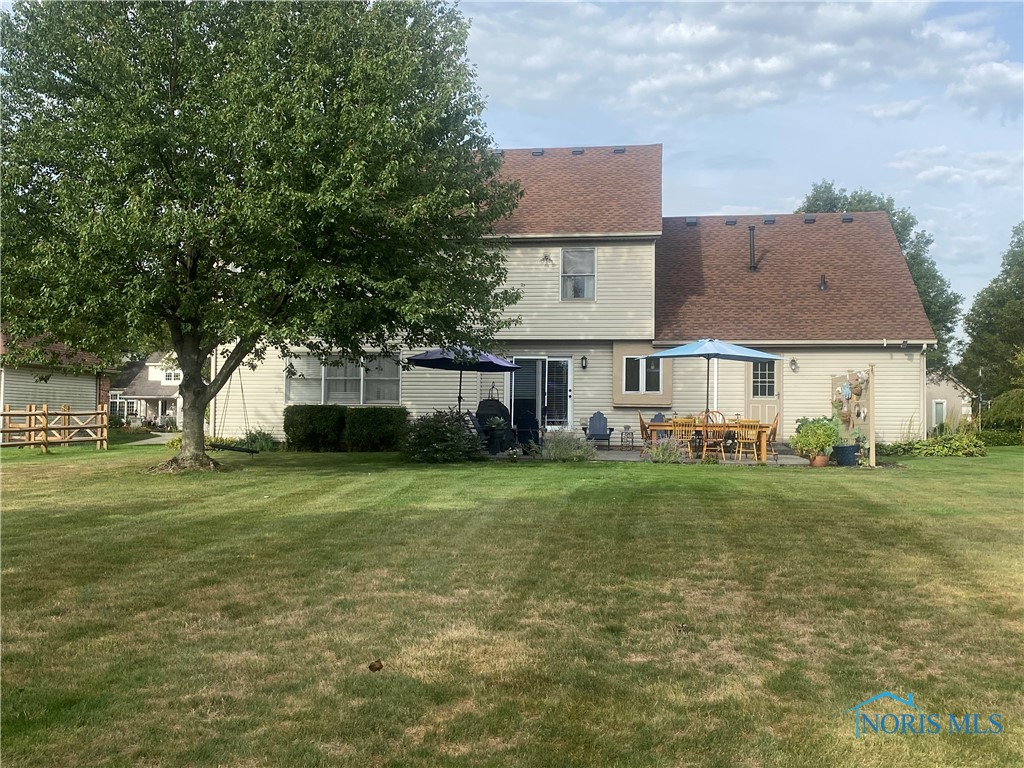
647,437 -> 685,464
109,413 -> 125,428
977,428 -> 1024,446
283,405 -> 347,452
405,409 -> 482,463
986,389 -> 1024,430
240,428 -> 277,452
345,406 -> 409,452
541,431 -> 596,462
877,432 -> 987,457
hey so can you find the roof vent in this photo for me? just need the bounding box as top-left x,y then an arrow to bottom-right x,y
725,218 -> 737,225
531,148 -> 544,156
842,214 -> 854,223
685,217 -> 698,227
612,146 -> 626,154
763,216 -> 776,225
491,149 -> 504,156
571,147 -> 584,155
804,215 -> 816,224
819,274 -> 828,291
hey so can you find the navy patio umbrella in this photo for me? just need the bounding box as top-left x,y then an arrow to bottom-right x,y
648,338 -> 783,413
405,347 -> 520,408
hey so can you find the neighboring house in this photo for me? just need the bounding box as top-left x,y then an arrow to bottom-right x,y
211,143 -> 937,443
0,332 -> 110,413
109,353 -> 183,427
925,372 -> 974,434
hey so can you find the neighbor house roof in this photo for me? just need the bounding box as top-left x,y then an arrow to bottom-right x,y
494,144 -> 663,238
0,331 -> 103,369
655,212 -> 937,344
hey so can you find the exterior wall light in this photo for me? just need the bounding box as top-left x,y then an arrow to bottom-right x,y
580,355 -> 588,370
789,357 -> 799,372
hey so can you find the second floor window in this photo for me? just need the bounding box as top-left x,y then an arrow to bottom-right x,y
164,369 -> 182,382
561,248 -> 595,300
624,356 -> 661,394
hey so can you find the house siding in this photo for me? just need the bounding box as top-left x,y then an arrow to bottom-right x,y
1,368 -> 99,411
496,241 -> 655,340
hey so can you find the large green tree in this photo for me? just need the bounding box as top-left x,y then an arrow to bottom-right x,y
796,180 -> 962,370
1,1 -> 521,468
955,222 -> 1024,400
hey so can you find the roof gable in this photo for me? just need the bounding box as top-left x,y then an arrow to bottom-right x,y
494,144 -> 662,237
655,212 -> 936,343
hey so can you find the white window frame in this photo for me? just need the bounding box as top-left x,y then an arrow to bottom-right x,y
561,247 -> 596,301
285,355 -> 401,406
163,369 -> 182,382
933,399 -> 947,428
623,355 -> 661,395
752,361 -> 776,398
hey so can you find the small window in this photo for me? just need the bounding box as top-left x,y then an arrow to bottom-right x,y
624,356 -> 661,394
752,361 -> 775,398
164,369 -> 182,382
561,248 -> 595,300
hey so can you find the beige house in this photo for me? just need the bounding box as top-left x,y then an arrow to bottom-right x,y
109,353 -> 183,427
211,143 -> 937,444
925,373 -> 974,434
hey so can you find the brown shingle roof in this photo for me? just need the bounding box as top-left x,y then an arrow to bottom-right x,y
494,145 -> 662,237
0,332 -> 103,368
655,212 -> 937,343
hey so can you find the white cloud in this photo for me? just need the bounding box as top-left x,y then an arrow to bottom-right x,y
890,147 -> 1023,189
466,2 -> 1021,124
857,99 -> 928,120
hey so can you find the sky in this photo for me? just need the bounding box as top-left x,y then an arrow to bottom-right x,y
461,0 -> 1024,334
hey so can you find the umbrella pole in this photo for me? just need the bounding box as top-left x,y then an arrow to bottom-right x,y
705,357 -> 711,413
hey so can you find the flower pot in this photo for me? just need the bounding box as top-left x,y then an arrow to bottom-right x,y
833,444 -> 858,467
809,454 -> 829,467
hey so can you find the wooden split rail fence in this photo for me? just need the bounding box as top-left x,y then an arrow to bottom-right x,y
1,403 -> 108,452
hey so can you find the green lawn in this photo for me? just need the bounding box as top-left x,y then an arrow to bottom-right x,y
2,446 -> 1022,767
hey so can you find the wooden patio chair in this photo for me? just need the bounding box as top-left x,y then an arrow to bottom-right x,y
583,411 -> 614,449
764,413 -> 779,462
671,417 -> 697,459
700,414 -> 727,461
732,419 -> 761,461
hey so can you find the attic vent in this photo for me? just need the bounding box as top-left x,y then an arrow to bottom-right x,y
612,146 -> 626,154
763,216 -> 776,225
725,218 -> 737,226
531,148 -> 544,156
842,214 -> 854,223
571,147 -> 584,155
804,215 -> 816,224
819,274 -> 828,291
685,217 -> 698,227
491,149 -> 504,156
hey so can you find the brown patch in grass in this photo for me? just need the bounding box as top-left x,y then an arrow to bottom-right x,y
396,623 -> 534,683
404,698 -> 477,745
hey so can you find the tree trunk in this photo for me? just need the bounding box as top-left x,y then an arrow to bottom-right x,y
150,343 -> 219,472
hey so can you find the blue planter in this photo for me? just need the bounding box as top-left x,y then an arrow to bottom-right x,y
833,444 -> 859,466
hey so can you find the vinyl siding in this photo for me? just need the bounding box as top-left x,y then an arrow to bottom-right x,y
497,241 -> 655,340
1,368 -> 98,411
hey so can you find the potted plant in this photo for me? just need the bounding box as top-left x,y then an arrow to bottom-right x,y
832,427 -> 866,467
790,416 -> 841,467
485,416 -> 508,455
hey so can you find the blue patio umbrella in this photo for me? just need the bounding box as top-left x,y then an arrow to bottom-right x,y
405,347 -> 519,408
649,339 -> 783,413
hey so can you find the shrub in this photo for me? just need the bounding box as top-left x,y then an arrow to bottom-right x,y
240,428 -> 277,452
109,413 -> 125,428
345,406 -> 409,452
405,409 -> 482,463
986,389 -> 1024,430
541,431 -> 596,462
647,437 -> 685,464
877,432 -> 988,457
977,428 -> 1024,446
283,405 -> 347,452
